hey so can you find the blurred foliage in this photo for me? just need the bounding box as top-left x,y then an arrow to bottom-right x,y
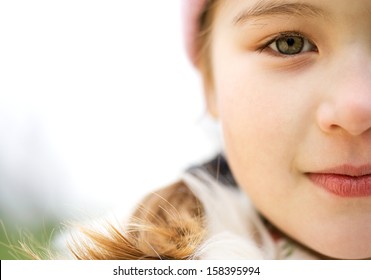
0,216 -> 61,260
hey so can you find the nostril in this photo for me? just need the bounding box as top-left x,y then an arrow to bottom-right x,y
316,101 -> 371,136
328,124 -> 339,131
316,103 -> 336,133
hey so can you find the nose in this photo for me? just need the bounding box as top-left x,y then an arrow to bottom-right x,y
316,51 -> 371,136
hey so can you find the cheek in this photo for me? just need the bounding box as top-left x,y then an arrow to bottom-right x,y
218,81 -> 287,194
213,62 -> 312,218
216,66 -> 299,171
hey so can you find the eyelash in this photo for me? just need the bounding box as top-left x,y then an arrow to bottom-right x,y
259,31 -> 318,56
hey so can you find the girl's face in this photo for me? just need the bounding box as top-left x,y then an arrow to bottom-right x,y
206,0 -> 371,259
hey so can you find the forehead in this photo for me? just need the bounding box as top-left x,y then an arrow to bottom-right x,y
214,0 -> 371,24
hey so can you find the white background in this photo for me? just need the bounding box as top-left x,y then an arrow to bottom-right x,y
0,0 -> 221,225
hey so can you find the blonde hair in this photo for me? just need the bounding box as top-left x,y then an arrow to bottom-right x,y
69,181 -> 205,259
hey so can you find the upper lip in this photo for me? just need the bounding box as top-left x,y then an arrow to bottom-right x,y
309,164 -> 371,177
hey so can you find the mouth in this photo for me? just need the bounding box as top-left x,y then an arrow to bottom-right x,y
306,165 -> 371,197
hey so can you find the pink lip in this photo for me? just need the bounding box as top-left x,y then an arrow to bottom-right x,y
307,165 -> 371,197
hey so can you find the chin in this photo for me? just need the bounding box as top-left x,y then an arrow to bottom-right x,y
318,244 -> 371,260
318,248 -> 371,260
300,227 -> 371,260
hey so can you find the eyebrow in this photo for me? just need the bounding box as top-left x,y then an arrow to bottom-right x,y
233,0 -> 326,25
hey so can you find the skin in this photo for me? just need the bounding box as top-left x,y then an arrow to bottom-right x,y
203,0 -> 371,259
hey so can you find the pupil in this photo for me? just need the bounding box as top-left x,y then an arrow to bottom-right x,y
287,38 -> 295,46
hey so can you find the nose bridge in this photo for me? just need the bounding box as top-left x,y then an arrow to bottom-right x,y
318,48 -> 371,136
335,42 -> 370,83
338,51 -> 371,109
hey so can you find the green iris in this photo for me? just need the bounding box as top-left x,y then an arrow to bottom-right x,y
275,36 -> 304,55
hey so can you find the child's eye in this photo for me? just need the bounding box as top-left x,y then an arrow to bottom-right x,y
267,34 -> 317,55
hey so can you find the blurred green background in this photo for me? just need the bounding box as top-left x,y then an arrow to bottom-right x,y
0,215 -> 61,260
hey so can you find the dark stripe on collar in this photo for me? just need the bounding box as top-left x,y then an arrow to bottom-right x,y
187,154 -> 238,188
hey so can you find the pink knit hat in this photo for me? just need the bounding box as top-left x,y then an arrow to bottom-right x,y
182,0 -> 209,65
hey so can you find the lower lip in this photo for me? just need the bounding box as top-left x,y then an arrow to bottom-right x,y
307,173 -> 371,197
